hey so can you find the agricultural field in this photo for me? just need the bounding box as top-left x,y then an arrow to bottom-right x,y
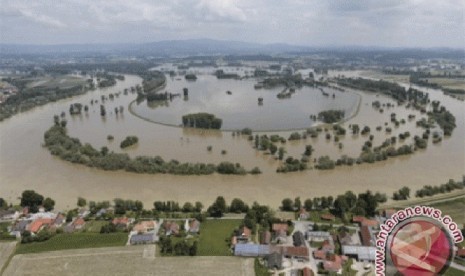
4,246 -> 254,276
424,77 -> 465,90
25,75 -> 88,89
197,219 -> 242,256
429,197 -> 465,225
0,241 -> 16,274
15,232 -> 128,255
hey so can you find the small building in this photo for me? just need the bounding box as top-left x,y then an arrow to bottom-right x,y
72,218 -> 86,230
360,226 -> 375,247
260,231 -> 271,244
0,209 -> 20,221
164,221 -> 180,236
53,213 -> 66,227
133,221 -> 157,233
266,252 -> 283,269
298,208 -> 309,220
320,214 -> 335,221
306,231 -> 331,242
302,267 -> 314,276
130,233 -> 156,245
323,255 -> 345,273
78,208 -> 90,218
342,245 -> 376,262
361,219 -> 379,228
272,223 -> 288,242
313,250 -> 327,260
95,208 -> 107,218
188,219 -> 200,234
337,231 -> 353,246
281,246 -> 309,260
28,218 -> 53,233
321,240 -> 335,254
112,217 -> 133,228
234,244 -> 270,257
292,231 -> 306,247
10,220 -> 31,236
237,226 -> 251,243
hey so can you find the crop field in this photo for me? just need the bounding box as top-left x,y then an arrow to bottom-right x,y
15,232 -> 128,254
0,241 -> 16,273
425,77 -> 465,90
4,246 -> 254,276
26,75 -> 87,89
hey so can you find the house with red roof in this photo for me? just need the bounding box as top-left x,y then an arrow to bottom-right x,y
320,214 -> 335,221
237,226 -> 251,243
323,255 -> 347,273
163,221 -> 180,236
298,208 -> 309,220
281,246 -> 309,260
133,221 -> 156,233
28,218 -> 53,233
112,217 -> 133,229
272,223 -> 288,242
72,218 -> 86,230
260,230 -> 271,244
313,250 -> 327,260
361,219 -> 379,228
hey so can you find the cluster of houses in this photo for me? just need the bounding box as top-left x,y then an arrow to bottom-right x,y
233,223 -> 310,272
0,82 -> 18,104
3,207 -> 89,238
1,206 -> 201,248
230,209 -> 405,275
129,218 -> 200,245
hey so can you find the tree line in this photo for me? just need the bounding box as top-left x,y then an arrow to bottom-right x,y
43,120 -> 257,175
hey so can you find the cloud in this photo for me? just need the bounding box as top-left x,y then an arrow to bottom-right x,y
0,0 -> 463,47
195,0 -> 247,22
19,9 -> 67,28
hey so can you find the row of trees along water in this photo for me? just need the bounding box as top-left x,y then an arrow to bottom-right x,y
43,118 -> 258,175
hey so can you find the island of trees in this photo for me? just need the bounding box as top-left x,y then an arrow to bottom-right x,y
43,118 -> 257,175
317,110 -> 345,124
182,113 -> 223,129
120,136 -> 139,149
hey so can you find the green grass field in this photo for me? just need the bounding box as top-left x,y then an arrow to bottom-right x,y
197,219 -> 242,256
83,220 -> 109,233
15,232 -> 127,255
429,197 -> 465,225
445,266 -> 465,276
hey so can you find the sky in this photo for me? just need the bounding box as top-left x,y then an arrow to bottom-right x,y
0,0 -> 464,48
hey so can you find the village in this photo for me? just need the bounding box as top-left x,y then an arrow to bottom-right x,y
3,193 -> 464,276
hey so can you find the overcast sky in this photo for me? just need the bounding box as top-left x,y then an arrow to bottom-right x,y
1,0 -> 464,48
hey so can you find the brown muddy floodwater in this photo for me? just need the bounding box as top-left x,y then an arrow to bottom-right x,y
0,72 -> 464,210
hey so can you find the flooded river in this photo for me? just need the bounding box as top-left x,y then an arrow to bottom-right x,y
131,75 -> 360,131
0,73 -> 463,210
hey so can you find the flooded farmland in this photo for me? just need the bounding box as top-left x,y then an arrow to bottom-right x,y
0,71 -> 464,210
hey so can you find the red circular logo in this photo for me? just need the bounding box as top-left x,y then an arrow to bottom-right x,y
389,219 -> 453,276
